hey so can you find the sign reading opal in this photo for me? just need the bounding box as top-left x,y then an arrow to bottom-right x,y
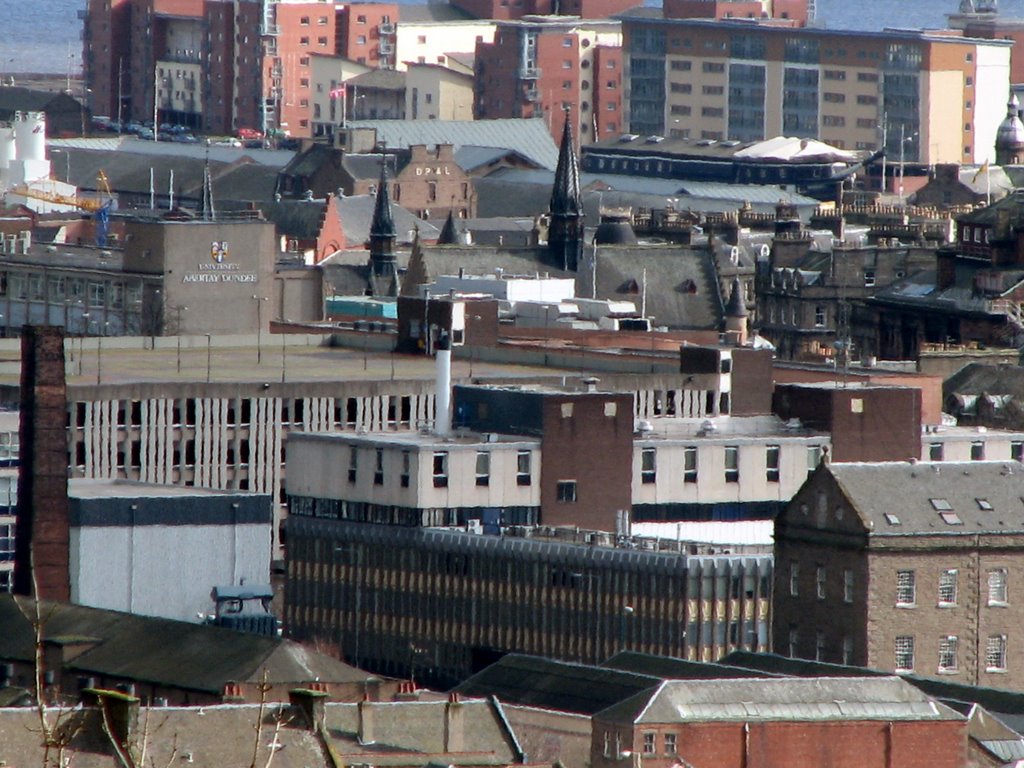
182,241 -> 259,284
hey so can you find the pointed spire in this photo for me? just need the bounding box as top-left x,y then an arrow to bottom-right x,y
401,227 -> 430,297
370,157 -> 395,239
547,108 -> 584,272
369,154 -> 397,277
550,107 -> 582,218
438,209 -> 461,245
725,276 -> 748,318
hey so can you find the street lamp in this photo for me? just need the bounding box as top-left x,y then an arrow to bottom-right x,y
898,125 -> 919,204
253,295 -> 267,364
175,304 -> 188,373
205,333 -> 212,383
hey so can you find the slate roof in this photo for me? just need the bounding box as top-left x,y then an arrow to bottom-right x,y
321,241 -> 724,329
0,595 -> 371,694
944,363 -> 1024,402
824,460 -> 1024,536
596,676 -> 961,724
0,86 -> 80,113
346,119 -> 559,170
869,268 -> 1021,316
334,194 -> 440,248
722,651 -> 1024,733
0,698 -> 522,768
453,654 -> 661,715
455,146 -> 544,173
601,651 -> 771,680
259,200 -> 326,239
347,69 -> 407,90
959,188 -> 1024,226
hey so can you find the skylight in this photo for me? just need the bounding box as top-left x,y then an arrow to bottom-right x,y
977,499 -> 993,510
940,512 -> 964,526
930,498 -> 953,511
884,513 -> 901,525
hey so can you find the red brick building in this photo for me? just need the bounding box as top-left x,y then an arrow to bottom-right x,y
452,0 -> 637,22
591,677 -> 966,768
336,3 -> 399,69
474,18 -> 622,144
663,0 -> 810,23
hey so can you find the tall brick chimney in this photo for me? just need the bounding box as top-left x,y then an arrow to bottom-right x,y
13,326 -> 70,600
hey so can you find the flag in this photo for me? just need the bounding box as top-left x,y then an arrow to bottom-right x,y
973,159 -> 990,184
329,87 -> 345,98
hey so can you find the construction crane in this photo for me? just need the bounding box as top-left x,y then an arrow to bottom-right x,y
7,170 -> 114,246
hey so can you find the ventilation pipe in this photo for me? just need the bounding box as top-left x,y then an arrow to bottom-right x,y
435,331 -> 452,436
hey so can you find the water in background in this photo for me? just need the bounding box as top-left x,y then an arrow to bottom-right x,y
8,0 -> 1024,75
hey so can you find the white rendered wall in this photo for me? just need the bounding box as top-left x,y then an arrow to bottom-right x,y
69,521 -> 271,622
972,43 -> 1012,165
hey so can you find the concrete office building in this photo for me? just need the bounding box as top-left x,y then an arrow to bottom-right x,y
619,14 -> 1011,166
286,517 -> 772,686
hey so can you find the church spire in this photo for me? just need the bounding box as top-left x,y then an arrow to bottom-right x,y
548,108 -> 584,271
369,155 -> 397,276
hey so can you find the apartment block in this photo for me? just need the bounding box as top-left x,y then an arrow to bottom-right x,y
474,18 -> 623,144
774,460 -> 1024,690
406,62 -> 475,122
335,2 -> 399,68
394,16 -> 497,73
620,14 -> 1012,165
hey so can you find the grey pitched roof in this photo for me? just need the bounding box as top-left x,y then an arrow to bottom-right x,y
945,363 -> 1024,401
453,654 -> 661,715
347,119 -> 559,170
335,194 -> 440,248
259,199 -> 326,238
602,651 -> 774,680
50,136 -> 296,167
597,676 -> 962,724
321,241 -> 723,329
348,68 -> 407,90
825,460 -> 1024,536
455,145 -> 544,173
0,595 -> 371,693
0,86 -> 78,113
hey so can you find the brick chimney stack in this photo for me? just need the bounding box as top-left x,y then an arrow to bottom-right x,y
13,326 -> 70,600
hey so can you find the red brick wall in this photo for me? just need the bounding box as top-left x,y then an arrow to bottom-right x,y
336,4 -> 399,67
591,46 -> 623,141
539,392 -> 633,530
13,327 -> 70,600
276,3 -> 338,137
593,719 -> 965,768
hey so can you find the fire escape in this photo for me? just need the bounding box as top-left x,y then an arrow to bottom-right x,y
260,0 -> 281,136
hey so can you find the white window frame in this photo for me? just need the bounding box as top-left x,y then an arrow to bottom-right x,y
938,636 -> 959,673
988,569 -> 1008,606
895,636 -> 914,672
896,570 -> 916,606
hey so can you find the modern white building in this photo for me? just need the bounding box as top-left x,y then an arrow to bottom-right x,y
394,19 -> 496,72
68,479 -> 272,623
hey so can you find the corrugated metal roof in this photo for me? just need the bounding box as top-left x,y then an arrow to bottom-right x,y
630,521 -> 774,546
346,119 -> 559,170
49,136 -> 296,167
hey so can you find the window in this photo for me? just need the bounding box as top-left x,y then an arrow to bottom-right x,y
766,445 -> 780,482
789,561 -> 800,597
938,569 -> 957,606
664,733 -> 677,754
895,636 -> 914,671
939,636 -> 959,673
815,630 -> 826,661
348,447 -> 358,483
864,269 -> 875,287
807,446 -> 821,477
816,566 -> 826,600
432,451 -> 449,488
929,443 -> 943,461
642,732 -> 656,755
989,569 -> 1008,605
670,59 -> 691,71
475,451 -> 490,487
641,447 -> 656,484
300,15 -> 309,24
517,451 -> 531,485
400,450 -> 410,488
842,636 -> 854,665
823,91 -> 845,102
814,305 -> 825,327
788,626 -> 799,658
684,447 -> 697,483
724,446 -> 739,483
703,61 -> 725,73
1013,441 -> 1024,462
374,448 -> 384,485
317,36 -> 327,46
971,441 -> 985,461
299,36 -> 310,45
557,480 -> 577,502
987,635 -> 1007,671
896,570 -> 915,606
843,569 -> 854,603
